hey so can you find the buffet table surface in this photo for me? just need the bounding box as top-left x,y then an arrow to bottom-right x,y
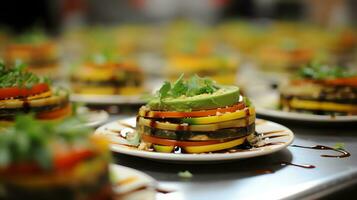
109,115 -> 357,200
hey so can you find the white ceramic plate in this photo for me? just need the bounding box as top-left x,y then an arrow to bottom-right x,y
77,107 -> 109,127
110,164 -> 156,200
71,94 -> 146,105
96,117 -> 294,163
82,110 -> 109,127
252,92 -> 357,123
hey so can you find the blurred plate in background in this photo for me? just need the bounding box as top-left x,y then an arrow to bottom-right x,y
71,94 -> 146,105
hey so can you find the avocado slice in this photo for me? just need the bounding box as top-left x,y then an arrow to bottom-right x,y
147,86 -> 240,111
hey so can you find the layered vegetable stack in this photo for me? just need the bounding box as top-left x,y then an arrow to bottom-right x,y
4,31 -> 59,78
137,75 -> 255,153
71,54 -> 144,95
0,115 -> 111,200
0,63 -> 71,122
280,64 -> 357,115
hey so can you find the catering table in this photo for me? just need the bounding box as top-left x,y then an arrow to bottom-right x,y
107,114 -> 357,200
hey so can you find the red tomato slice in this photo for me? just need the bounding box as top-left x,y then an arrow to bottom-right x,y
291,77 -> 357,87
0,163 -> 42,174
140,102 -> 245,118
36,104 -> 72,120
0,149 -> 95,175
0,83 -> 49,99
324,77 -> 357,86
141,134 -> 223,147
54,149 -> 95,171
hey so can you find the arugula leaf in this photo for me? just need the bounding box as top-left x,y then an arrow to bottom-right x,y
171,74 -> 187,97
159,81 -> 171,99
153,74 -> 219,101
0,62 -> 49,88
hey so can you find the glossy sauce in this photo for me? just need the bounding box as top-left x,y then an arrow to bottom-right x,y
109,75 -> 120,95
22,98 -> 30,113
149,119 -> 157,129
245,108 -> 250,126
279,161 -> 316,169
156,188 -> 175,194
263,134 -> 289,139
174,146 -> 182,154
291,144 -> 351,158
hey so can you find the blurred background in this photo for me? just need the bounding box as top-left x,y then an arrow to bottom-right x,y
0,0 -> 356,112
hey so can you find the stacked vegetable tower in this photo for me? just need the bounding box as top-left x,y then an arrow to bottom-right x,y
280,64 -> 357,115
0,63 -> 71,122
71,54 -> 144,95
4,31 -> 60,78
137,75 -> 255,153
0,115 -> 111,200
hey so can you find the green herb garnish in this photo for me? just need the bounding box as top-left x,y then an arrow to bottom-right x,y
178,170 -> 193,179
333,143 -> 345,150
155,74 -> 219,101
243,97 -> 252,107
0,115 -> 92,169
87,49 -> 123,65
0,62 -> 50,88
299,63 -> 355,80
13,29 -> 48,44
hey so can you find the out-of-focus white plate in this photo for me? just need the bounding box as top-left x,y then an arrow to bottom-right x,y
111,164 -> 156,200
252,92 -> 357,123
96,117 -> 294,163
76,107 -> 109,127
71,94 -> 146,105
82,110 -> 109,128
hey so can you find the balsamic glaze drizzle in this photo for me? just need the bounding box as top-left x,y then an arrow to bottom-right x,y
291,144 -> 351,158
279,161 -> 316,169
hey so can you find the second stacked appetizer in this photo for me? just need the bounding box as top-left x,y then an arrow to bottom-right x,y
137,75 -> 255,153
280,64 -> 357,115
71,54 -> 144,95
0,115 -> 111,200
4,30 -> 60,78
0,63 -> 71,122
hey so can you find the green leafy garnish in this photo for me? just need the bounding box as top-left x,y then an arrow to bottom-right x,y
0,62 -> 50,88
0,115 -> 92,169
155,74 -> 219,101
243,97 -> 252,107
299,63 -> 355,80
159,81 -> 172,100
90,51 -> 121,64
13,29 -> 48,44
178,170 -> 193,179
333,143 -> 345,150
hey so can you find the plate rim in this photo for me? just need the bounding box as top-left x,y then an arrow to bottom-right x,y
83,109 -> 110,127
96,118 -> 294,162
256,106 -> 357,122
110,164 -> 157,195
71,94 -> 146,105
